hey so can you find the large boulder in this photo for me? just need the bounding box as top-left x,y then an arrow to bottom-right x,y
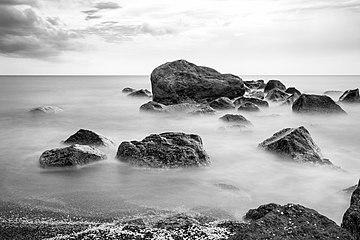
243,80 -> 266,89
150,60 -> 246,105
29,106 -> 63,114
339,89 -> 360,103
209,97 -> 235,110
63,129 -> 113,147
292,94 -> 346,114
342,179 -> 360,239
264,80 -> 286,93
258,126 -> 332,165
116,132 -> 210,168
238,102 -> 260,112
234,97 -> 269,107
140,101 -> 216,115
266,88 -> 289,102
39,144 -> 106,168
228,203 -> 354,240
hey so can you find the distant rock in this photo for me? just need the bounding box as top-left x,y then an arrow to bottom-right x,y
258,126 -> 333,165
29,106 -> 63,114
209,97 -> 235,110
264,79 -> 286,93
122,87 -> 136,93
342,179 -> 360,239
140,101 -> 216,115
219,114 -> 252,127
285,87 -> 301,96
339,88 -> 360,103
238,102 -> 260,112
292,94 -> 346,114
228,203 -> 354,240
214,183 -> 240,191
234,96 -> 269,107
39,144 -> 106,168
246,90 -> 265,100
266,88 -> 289,102
116,132 -> 210,168
128,89 -> 152,97
150,59 -> 246,105
243,80 -> 265,89
63,129 -> 113,147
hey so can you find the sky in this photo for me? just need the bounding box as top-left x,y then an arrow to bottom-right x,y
0,0 -> 359,75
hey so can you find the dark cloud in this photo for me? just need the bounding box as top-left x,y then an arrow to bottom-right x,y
85,15 -> 102,21
0,0 -> 39,7
82,9 -> 99,15
94,2 -> 121,10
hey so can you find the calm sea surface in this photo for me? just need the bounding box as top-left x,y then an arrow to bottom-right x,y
0,75 -> 359,224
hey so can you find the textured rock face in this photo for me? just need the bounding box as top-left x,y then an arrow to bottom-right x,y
285,87 -> 301,96
219,114 -> 251,125
244,80 -> 265,89
282,93 -> 301,105
258,126 -> 332,165
140,101 -> 216,115
116,132 -> 210,168
229,203 -> 354,240
339,89 -> 360,103
150,60 -> 246,105
238,102 -> 260,112
292,94 -> 346,114
64,129 -> 113,146
209,97 -> 235,110
342,179 -> 360,240
39,144 -> 106,168
264,80 -> 286,93
234,96 -> 269,107
266,88 -> 289,102
29,106 -> 63,114
128,89 -> 152,97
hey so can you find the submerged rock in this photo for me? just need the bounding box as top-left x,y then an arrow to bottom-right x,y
150,59 -> 246,105
266,88 -> 289,102
342,179 -> 360,239
116,132 -> 210,168
122,87 -> 136,93
238,102 -> 260,112
292,94 -> 346,114
63,129 -> 113,147
219,114 -> 251,125
209,97 -> 235,110
128,89 -> 152,97
339,88 -> 360,103
29,106 -> 63,114
243,80 -> 266,89
285,87 -> 301,96
264,79 -> 286,93
140,101 -> 216,115
234,96 -> 269,107
140,101 -> 167,113
258,126 -> 332,165
39,144 -> 106,168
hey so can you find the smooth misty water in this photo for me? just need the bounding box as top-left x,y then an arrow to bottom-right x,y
0,75 -> 359,224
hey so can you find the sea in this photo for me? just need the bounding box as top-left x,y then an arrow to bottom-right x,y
0,75 -> 359,224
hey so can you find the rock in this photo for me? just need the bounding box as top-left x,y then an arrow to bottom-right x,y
258,126 -> 333,165
219,114 -> 251,125
29,106 -> 63,114
266,88 -> 289,102
140,101 -> 216,115
243,80 -> 266,89
246,90 -> 265,99
128,89 -> 152,97
116,132 -> 210,168
228,203 -> 354,240
234,97 -> 269,107
209,97 -> 235,110
339,88 -> 360,103
342,179 -> 360,239
140,101 -> 168,113
238,102 -> 260,112
342,184 -> 359,195
39,144 -> 106,168
292,94 -> 346,114
285,87 -> 301,96
122,87 -> 136,93
150,59 -> 246,105
214,183 -> 240,191
264,79 -> 286,93
282,93 -> 301,105
63,129 -> 113,147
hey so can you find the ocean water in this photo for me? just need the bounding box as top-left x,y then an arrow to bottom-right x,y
0,75 -> 359,224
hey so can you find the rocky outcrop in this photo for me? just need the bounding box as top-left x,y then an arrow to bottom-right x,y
128,89 -> 152,97
238,102 -> 260,112
228,203 -> 354,240
63,129 -> 113,147
209,97 -> 235,110
243,80 -> 265,89
266,88 -> 289,102
150,60 -> 246,105
122,87 -> 136,93
339,89 -> 360,103
258,126 -> 332,165
292,94 -> 346,114
29,106 -> 63,114
140,101 -> 216,115
264,80 -> 286,93
234,96 -> 269,107
39,144 -> 106,168
342,179 -> 360,239
116,132 -> 210,168
285,87 -> 301,96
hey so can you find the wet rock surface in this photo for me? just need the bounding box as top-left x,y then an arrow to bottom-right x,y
339,88 -> 360,103
234,96 -> 269,107
264,80 -> 286,93
292,94 -> 346,114
39,144 -> 107,168
210,97 -> 235,110
342,179 -> 360,240
64,129 -> 113,146
29,106 -> 63,114
258,126 -> 333,165
238,102 -> 260,112
116,132 -> 210,168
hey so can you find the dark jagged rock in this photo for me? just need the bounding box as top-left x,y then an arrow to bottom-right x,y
209,97 -> 235,110
150,59 -> 246,105
339,89 -> 360,103
234,96 -> 269,107
266,88 -> 289,102
122,87 -> 136,93
282,93 -> 301,105
116,132 -> 210,168
264,79 -> 286,93
246,90 -> 265,99
39,144 -> 106,168
219,114 -> 251,125
228,203 -> 354,240
128,89 -> 152,97
63,129 -> 113,147
29,106 -> 63,114
139,101 -> 216,115
238,102 -> 260,112
292,94 -> 346,114
285,87 -> 301,96
244,80 -> 266,89
342,179 -> 360,239
258,126 -> 333,165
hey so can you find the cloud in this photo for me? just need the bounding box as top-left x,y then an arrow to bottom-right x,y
94,2 -> 120,10
0,0 -> 39,7
85,15 -> 102,20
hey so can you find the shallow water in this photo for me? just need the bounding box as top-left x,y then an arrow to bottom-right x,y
0,75 -> 359,224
